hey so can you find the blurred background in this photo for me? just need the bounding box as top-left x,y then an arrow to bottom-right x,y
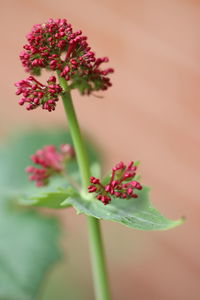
1,0 -> 200,299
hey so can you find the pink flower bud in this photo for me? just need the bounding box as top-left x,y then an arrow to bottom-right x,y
88,161 -> 142,205
25,143 -> 74,186
15,76 -> 62,112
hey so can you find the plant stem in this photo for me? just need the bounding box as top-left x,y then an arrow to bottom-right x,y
58,76 -> 111,300
86,216 -> 110,300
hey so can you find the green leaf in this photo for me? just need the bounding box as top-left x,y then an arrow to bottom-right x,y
21,161 -> 101,210
0,195 -> 61,300
67,187 -> 184,231
20,180 -> 77,209
20,187 -> 71,209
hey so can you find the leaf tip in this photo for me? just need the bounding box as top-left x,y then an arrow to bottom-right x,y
164,216 -> 185,230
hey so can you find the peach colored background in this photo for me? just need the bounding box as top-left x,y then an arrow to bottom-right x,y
1,1 -> 200,299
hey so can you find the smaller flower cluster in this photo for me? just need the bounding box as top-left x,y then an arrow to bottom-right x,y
26,144 -> 75,186
15,76 -> 62,111
88,161 -> 142,205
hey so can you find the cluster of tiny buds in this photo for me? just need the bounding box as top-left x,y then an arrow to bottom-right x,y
88,161 -> 142,205
15,76 -> 62,111
26,144 -> 75,186
18,18 -> 113,98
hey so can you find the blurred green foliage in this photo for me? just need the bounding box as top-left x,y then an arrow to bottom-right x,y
0,127 -> 183,299
0,129 -> 73,300
0,127 -> 99,300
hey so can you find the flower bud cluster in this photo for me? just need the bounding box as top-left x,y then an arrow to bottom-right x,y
88,161 -> 142,205
15,76 -> 62,111
26,144 -> 75,186
20,18 -> 113,95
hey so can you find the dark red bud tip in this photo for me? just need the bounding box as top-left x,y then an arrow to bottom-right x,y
124,172 -> 134,179
18,99 -> 25,105
121,193 -> 127,199
113,161 -> 125,171
114,192 -> 121,197
88,186 -> 97,193
111,180 -> 118,187
101,196 -> 111,205
127,188 -> 133,195
48,76 -> 56,82
132,194 -> 138,198
105,185 -> 111,192
28,75 -> 34,81
16,90 -> 22,95
90,176 -> 100,184
136,184 -> 142,190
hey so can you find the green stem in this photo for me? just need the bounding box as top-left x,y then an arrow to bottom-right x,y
87,216 -> 110,300
58,76 -> 111,300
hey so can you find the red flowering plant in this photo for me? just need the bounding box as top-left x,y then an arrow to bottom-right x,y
10,18 -> 184,300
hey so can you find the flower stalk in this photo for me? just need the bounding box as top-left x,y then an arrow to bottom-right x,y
58,75 -> 111,300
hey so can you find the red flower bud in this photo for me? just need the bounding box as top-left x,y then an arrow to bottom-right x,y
26,143 -> 75,186
88,161 -> 142,205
